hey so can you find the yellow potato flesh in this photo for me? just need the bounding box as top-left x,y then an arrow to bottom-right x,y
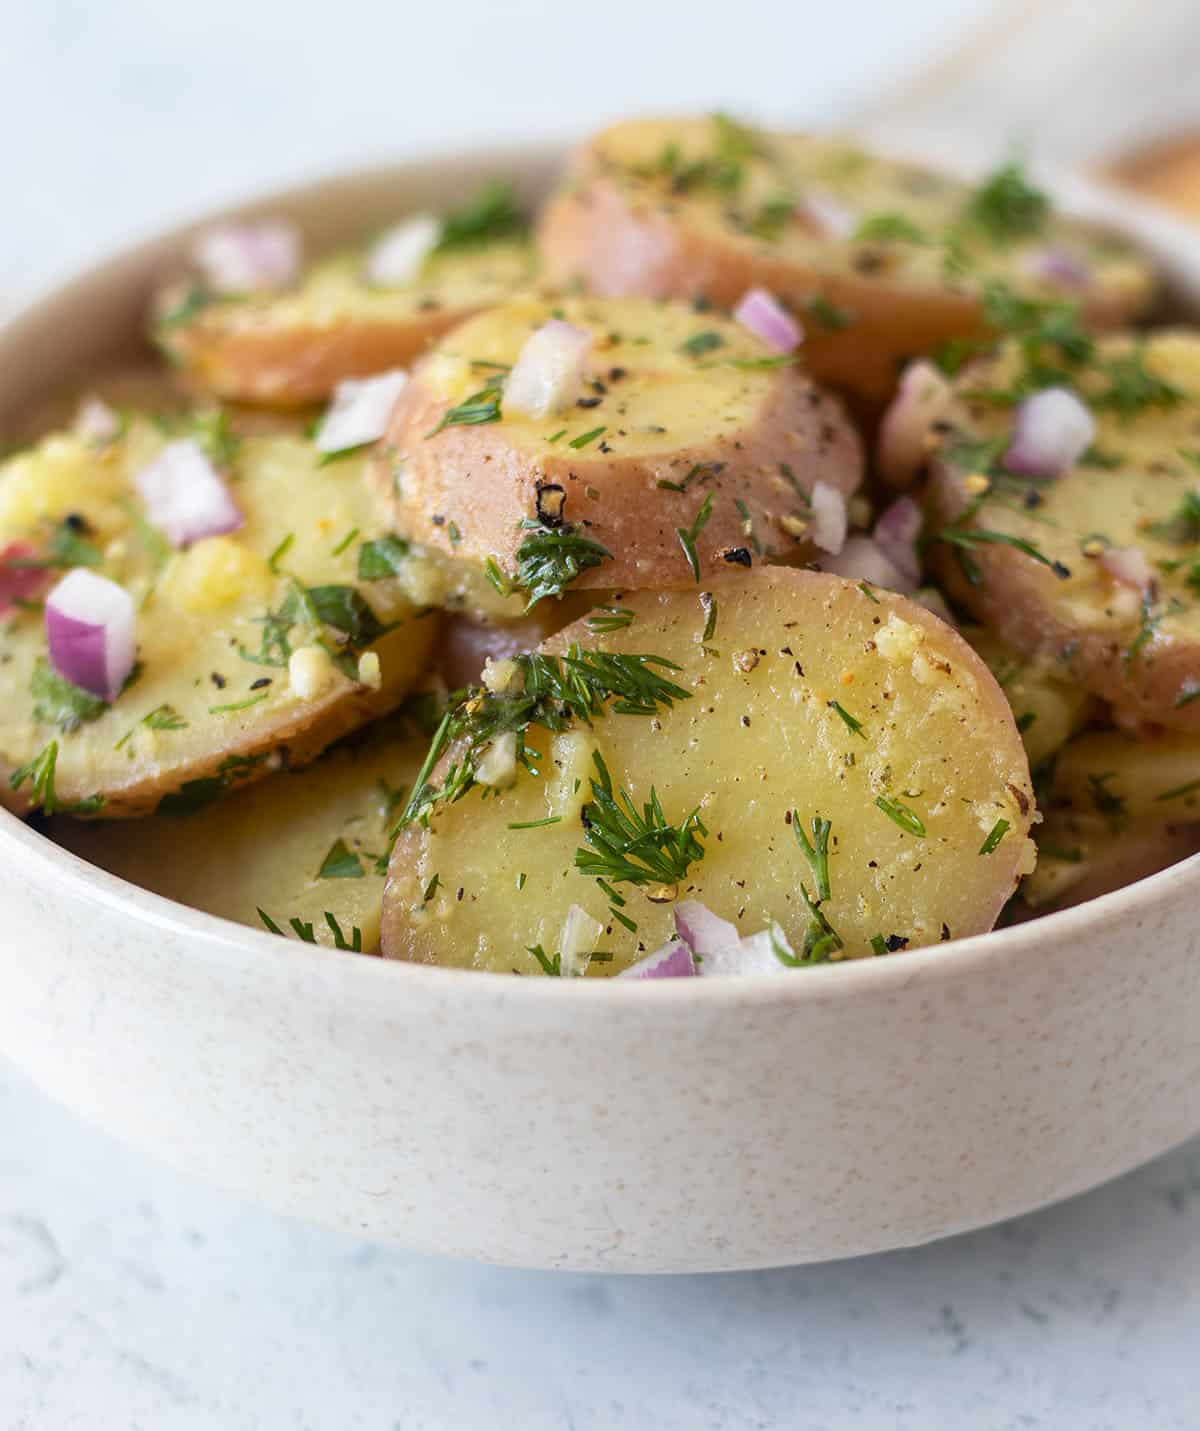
0,419 -> 435,815
383,569 -> 1035,974
207,241 -> 535,334
52,722 -> 428,950
964,627 -> 1094,768
579,117 -> 1151,308
1051,730 -> 1200,823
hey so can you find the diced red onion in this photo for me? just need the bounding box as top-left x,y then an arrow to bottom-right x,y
504,319 -> 593,419
876,359 -> 954,488
673,899 -> 738,956
45,568 -> 135,701
364,214 -> 441,287
618,938 -> 697,980
192,221 -> 301,294
1020,246 -> 1091,290
811,481 -> 848,555
872,496 -> 922,591
1100,545 -> 1155,594
695,922 -> 794,978
558,903 -> 604,978
796,191 -> 856,239
0,542 -> 49,616
314,369 -> 409,454
734,288 -> 802,353
132,439 -> 243,548
1005,387 -> 1095,477
74,396 -> 120,444
818,535 -> 907,591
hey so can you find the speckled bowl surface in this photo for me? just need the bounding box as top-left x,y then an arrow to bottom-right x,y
2,146 -> 1200,1274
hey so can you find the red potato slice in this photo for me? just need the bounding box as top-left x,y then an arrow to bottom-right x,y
370,295 -> 863,597
1022,811 -> 1200,913
154,239 -> 535,407
0,414 -> 437,817
381,568 -> 1036,975
536,116 -> 1156,404
928,331 -> 1200,733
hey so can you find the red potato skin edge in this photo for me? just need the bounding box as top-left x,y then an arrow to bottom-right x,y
371,366 -> 864,591
929,461 -> 1200,734
535,178 -> 1150,407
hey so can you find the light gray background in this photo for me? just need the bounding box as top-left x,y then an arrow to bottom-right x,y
5,1 -> 1200,1426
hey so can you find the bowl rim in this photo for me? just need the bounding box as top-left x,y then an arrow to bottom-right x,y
5,140 -> 1200,1007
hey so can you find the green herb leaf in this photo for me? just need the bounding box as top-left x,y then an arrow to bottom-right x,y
978,818 -> 1010,855
318,838 -> 365,879
963,162 -> 1049,242
875,794 -> 926,837
574,750 -> 706,889
434,180 -> 527,254
681,330 -> 724,357
31,659 -> 107,733
568,425 -> 606,450
853,212 -> 926,244
500,521 -> 612,610
828,700 -> 865,739
792,812 -> 833,900
357,534 -> 411,580
676,491 -> 715,582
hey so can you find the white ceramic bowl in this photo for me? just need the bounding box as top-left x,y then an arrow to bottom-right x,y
3,146 -> 1200,1274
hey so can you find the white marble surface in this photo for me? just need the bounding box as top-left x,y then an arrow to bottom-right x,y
6,0 -> 1200,1425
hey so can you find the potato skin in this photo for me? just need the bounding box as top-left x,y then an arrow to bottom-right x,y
382,568 -> 1036,974
373,296 -> 863,593
50,720 -> 429,949
537,118 -> 1155,404
0,424 -> 437,818
1023,812 -> 1200,913
155,242 -> 535,407
929,332 -> 1200,733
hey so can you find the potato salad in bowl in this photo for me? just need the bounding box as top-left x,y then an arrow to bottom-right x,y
6,112 -> 1196,979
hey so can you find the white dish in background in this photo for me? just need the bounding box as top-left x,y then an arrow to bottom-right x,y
2,145 -> 1199,1274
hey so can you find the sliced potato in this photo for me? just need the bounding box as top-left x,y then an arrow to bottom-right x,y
51,715 -> 430,950
372,295 -> 863,595
1050,729 -> 1200,823
929,331 -> 1200,732
965,627 -> 1095,767
536,116 -> 1155,403
1023,810 -> 1200,912
155,239 -> 535,407
382,568 -> 1035,974
436,593 -> 602,689
0,415 -> 437,817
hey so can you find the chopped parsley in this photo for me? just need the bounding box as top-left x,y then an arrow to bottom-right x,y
681,330 -> 725,357
30,660 -> 107,733
357,534 -> 411,580
853,212 -> 926,245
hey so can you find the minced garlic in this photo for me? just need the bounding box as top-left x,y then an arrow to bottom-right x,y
288,644 -> 335,700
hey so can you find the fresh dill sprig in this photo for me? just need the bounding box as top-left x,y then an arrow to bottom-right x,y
9,739 -> 104,815
792,812 -> 833,900
676,492 -> 715,582
574,751 -> 706,889
485,520 -> 612,610
962,162 -> 1049,242
978,818 -> 1010,855
828,701 -> 866,740
875,795 -> 926,837
396,646 -> 691,827
426,374 -> 505,437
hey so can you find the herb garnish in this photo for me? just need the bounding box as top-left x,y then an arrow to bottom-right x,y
978,818 -> 1010,855
792,812 -> 833,900
1147,490 -> 1200,544
853,212 -> 926,244
828,700 -> 865,739
587,605 -> 635,634
681,330 -> 725,357
568,425 -> 606,450
676,492 -> 715,582
426,374 -> 505,437
114,703 -> 187,750
318,838 -> 365,879
397,647 -> 691,827
433,180 -> 527,254
485,521 -> 611,610
30,659 -> 107,733
875,794 -> 926,837
357,534 -> 411,580
9,740 -> 104,815
258,907 -> 363,951
962,162 -> 1049,242
574,751 -> 706,890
